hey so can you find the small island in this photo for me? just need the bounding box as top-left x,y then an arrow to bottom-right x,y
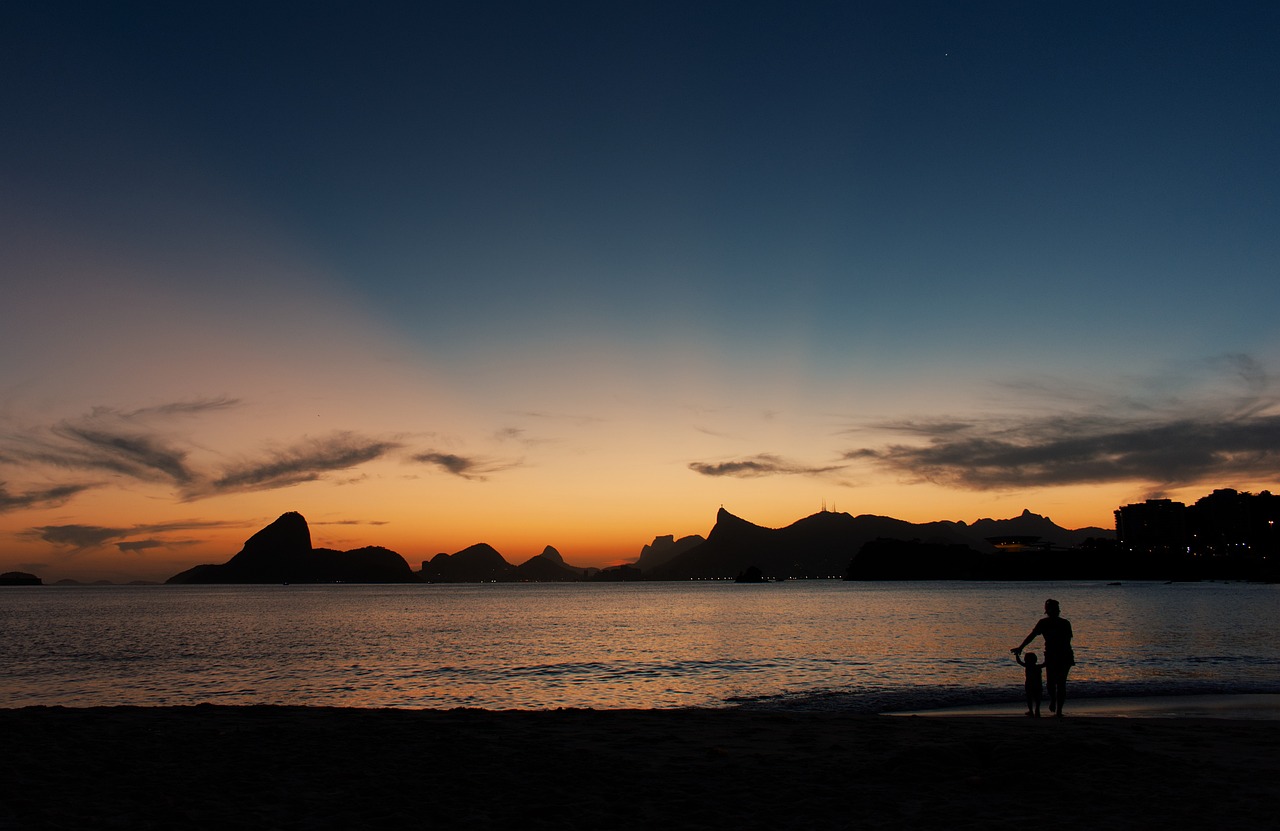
1,571 -> 43,586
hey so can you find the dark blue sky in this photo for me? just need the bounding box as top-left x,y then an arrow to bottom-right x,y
12,3 -> 1277,355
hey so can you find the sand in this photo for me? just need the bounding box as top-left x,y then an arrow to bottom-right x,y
892,692 -> 1280,720
2,700 -> 1279,830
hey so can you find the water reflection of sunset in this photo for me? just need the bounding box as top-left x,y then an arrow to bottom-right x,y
5,582 -> 1276,710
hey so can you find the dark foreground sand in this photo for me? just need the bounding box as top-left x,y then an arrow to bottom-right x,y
3,703 -> 1279,830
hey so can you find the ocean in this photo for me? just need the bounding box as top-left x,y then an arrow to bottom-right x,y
3,580 -> 1277,712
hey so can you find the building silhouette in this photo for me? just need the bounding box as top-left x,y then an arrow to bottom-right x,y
1116,488 -> 1279,561
1188,488 -> 1280,560
1115,498 -> 1188,557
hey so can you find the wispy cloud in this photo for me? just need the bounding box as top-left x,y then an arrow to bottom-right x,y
493,427 -> 554,447
514,410 -> 606,428
689,453 -> 846,479
310,519 -> 391,527
0,398 -> 235,486
412,451 -> 521,481
693,425 -> 745,440
839,419 -> 974,438
114,538 -> 201,553
116,539 -> 163,553
3,400 -> 404,501
34,524 -> 125,549
849,355 -> 1280,491
414,452 -> 474,476
48,424 -> 196,483
120,398 -> 241,418
851,415 -> 1280,490
0,482 -> 93,513
30,518 -> 244,551
205,433 -> 402,496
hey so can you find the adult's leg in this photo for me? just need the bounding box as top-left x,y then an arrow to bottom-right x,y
1049,666 -> 1069,716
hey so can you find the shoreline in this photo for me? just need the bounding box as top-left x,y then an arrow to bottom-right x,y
3,700 -> 1279,829
5,691 -> 1280,717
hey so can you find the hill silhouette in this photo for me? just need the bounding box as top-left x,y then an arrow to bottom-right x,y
163,506 -> 1122,584
517,546 -> 596,581
633,534 -> 706,571
420,544 -> 521,582
420,544 -> 598,582
166,512 -> 415,584
1,571 -> 42,586
962,508 -> 1111,548
647,508 -> 999,580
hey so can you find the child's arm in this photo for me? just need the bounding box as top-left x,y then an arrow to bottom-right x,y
1013,654 -> 1026,666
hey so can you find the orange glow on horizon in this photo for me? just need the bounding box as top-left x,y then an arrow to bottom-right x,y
9,474 -> 1260,584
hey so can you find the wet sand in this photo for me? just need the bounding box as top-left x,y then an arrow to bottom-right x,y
2,701 -> 1279,829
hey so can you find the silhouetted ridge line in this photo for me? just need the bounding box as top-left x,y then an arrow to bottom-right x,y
650,509 -> 996,580
162,490 -> 1277,585
634,533 -> 706,571
166,512 -> 415,584
419,542 -> 599,582
0,571 -> 42,586
517,546 -> 594,582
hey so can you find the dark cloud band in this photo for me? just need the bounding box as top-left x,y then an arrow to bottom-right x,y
0,483 -> 92,513
852,414 -> 1280,490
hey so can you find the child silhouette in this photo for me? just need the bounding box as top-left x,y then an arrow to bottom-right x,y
1014,651 -> 1044,717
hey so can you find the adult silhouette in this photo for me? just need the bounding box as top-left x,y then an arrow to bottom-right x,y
1012,599 -> 1074,717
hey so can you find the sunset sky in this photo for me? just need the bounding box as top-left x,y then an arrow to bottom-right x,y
3,2 -> 1279,582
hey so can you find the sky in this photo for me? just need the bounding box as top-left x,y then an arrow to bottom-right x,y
3,2 -> 1279,582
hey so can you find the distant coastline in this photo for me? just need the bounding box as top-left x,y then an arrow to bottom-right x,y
155,488 -> 1270,585
11,487 -> 1273,586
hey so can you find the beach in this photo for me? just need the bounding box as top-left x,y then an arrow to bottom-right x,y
891,692 -> 1280,720
3,699 -> 1279,830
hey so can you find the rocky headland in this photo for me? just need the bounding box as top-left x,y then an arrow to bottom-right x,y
166,512 -> 415,584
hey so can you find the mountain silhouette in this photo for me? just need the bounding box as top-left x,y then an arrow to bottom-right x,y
161,505 -> 1126,585
0,571 -> 42,586
517,546 -> 595,582
647,508 -> 997,580
962,509 -> 1111,548
419,544 -> 521,583
420,543 -> 600,582
166,512 -> 415,584
633,534 -> 706,571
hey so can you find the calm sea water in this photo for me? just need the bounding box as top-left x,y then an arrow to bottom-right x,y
2,581 -> 1278,712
